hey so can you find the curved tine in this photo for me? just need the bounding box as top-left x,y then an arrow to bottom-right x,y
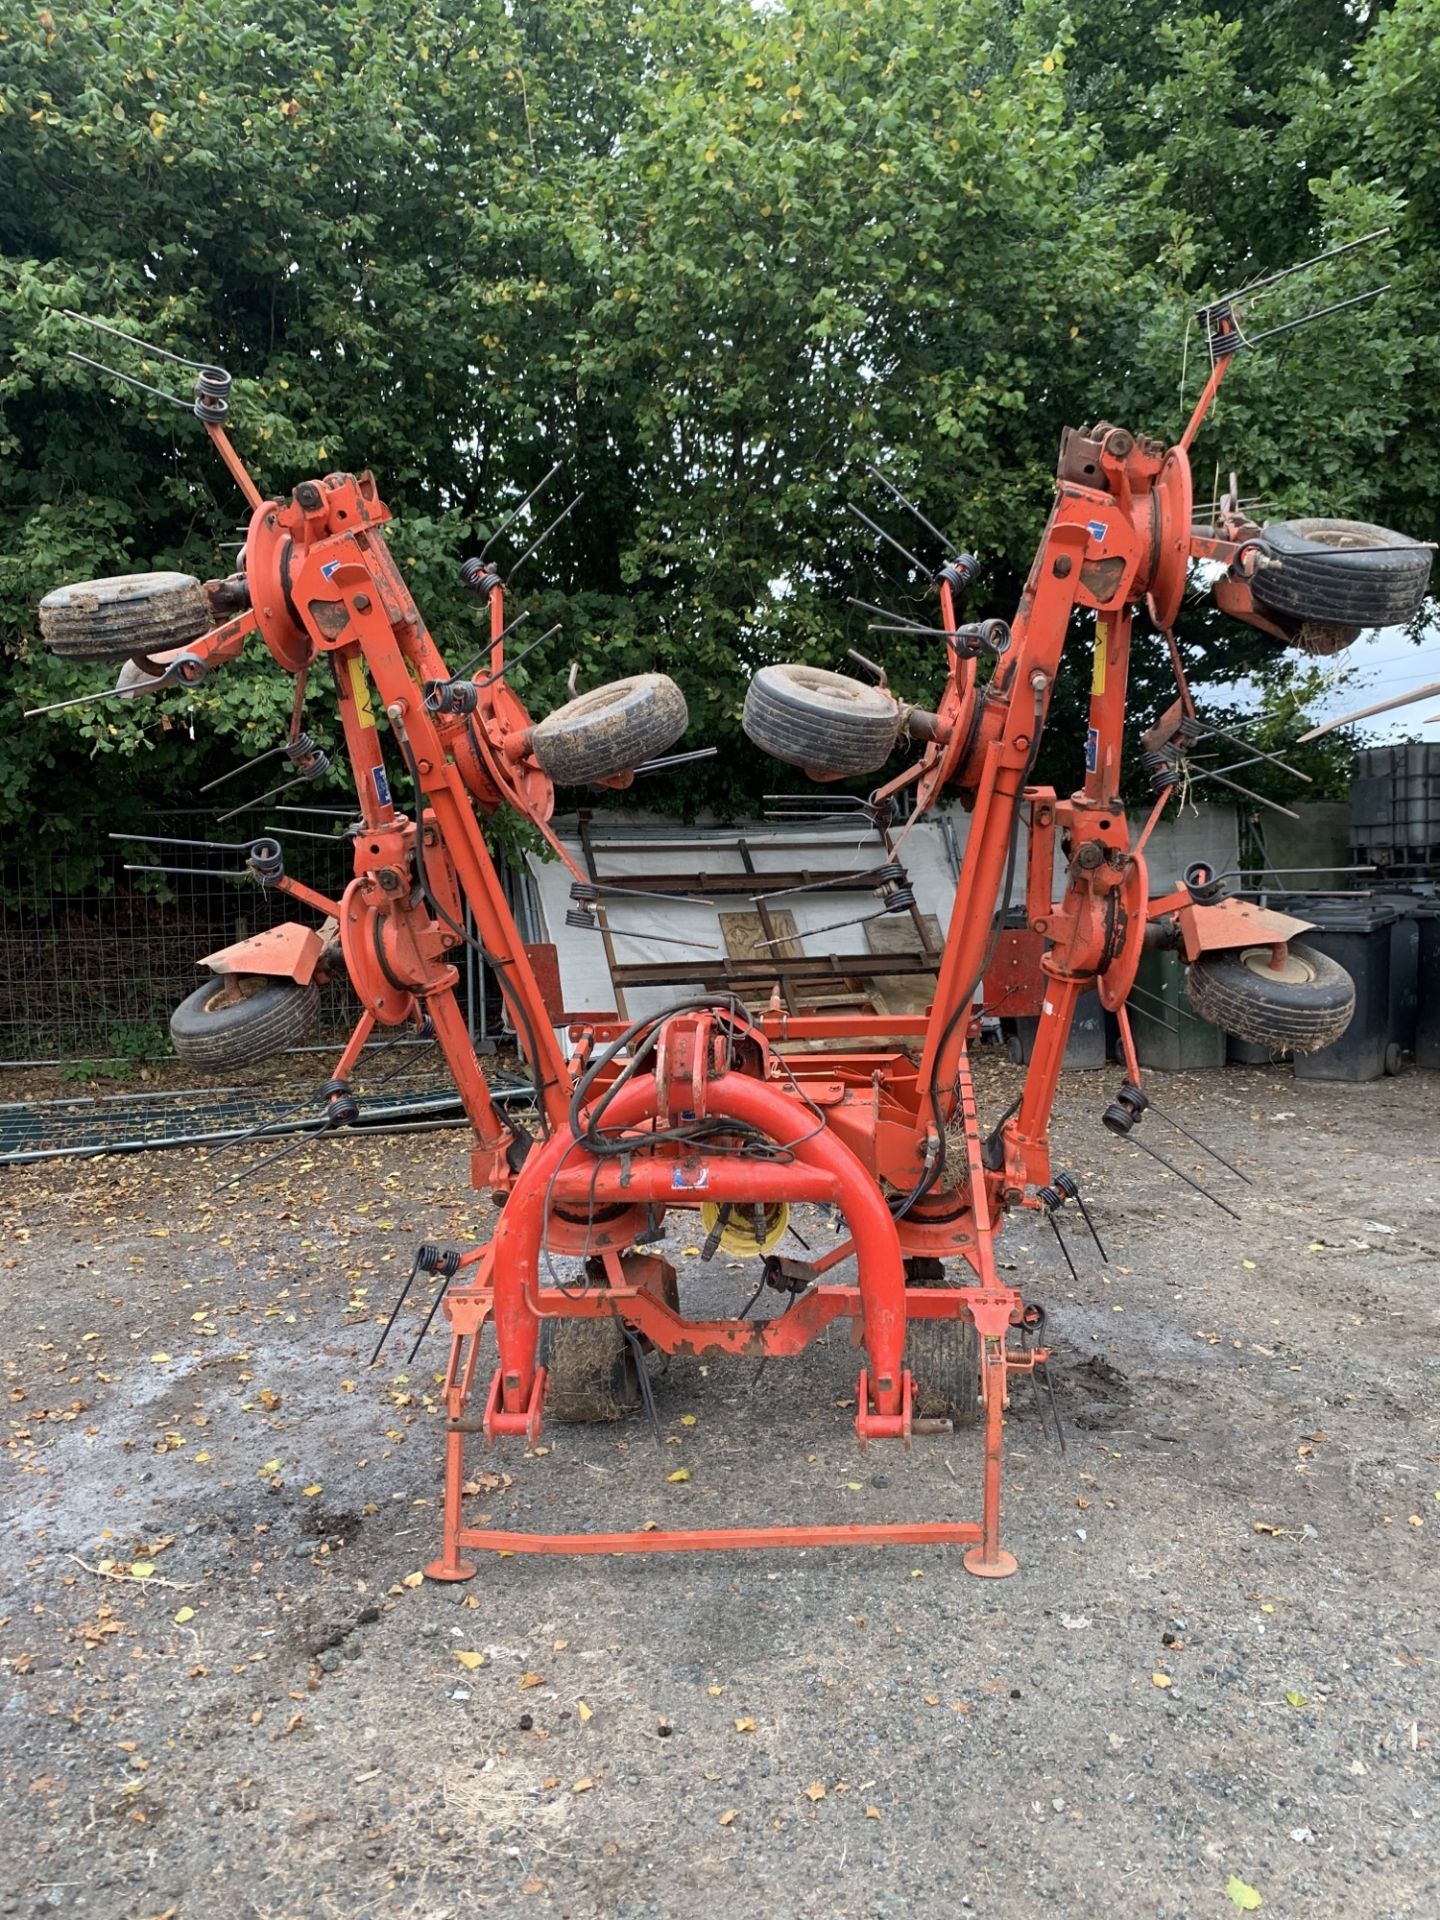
66,352 -> 191,410
62,310 -> 227,374
478,463 -> 563,564
846,503 -> 930,577
864,463 -> 961,556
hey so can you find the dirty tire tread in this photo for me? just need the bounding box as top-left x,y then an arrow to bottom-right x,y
743,664 -> 901,777
1184,943 -> 1354,1054
169,977 -> 321,1069
540,1315 -> 642,1423
39,572 -> 213,662
1251,519 -> 1432,629
907,1307 -> 981,1426
530,674 -> 688,786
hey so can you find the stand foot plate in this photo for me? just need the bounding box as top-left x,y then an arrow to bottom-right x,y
962,1546 -> 1018,1579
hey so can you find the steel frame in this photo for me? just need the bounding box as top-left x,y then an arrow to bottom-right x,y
113,331 -> 1313,1579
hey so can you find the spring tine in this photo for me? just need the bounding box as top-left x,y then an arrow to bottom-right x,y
111,831 -> 255,853
603,924 -> 721,952
505,494 -> 583,582
1186,768 -> 1300,821
470,620 -> 561,689
1241,285 -> 1390,347
211,1130 -> 312,1193
1040,1360 -> 1066,1453
1024,1330 -> 1051,1445
1143,1098 -> 1254,1185
62,309 -> 220,372
1070,1189 -> 1109,1263
452,608 -> 532,683
1194,749 -> 1313,786
846,503 -> 931,577
1046,1209 -> 1080,1286
479,462 -> 563,563
864,463 -> 962,556
631,747 -> 719,775
1215,227 -> 1390,306
216,765 -> 338,824
867,621 -> 954,637
24,680 -> 156,718
123,862 -> 251,880
200,742 -> 294,792
1189,721 -> 1313,780
65,350 -> 192,410
370,1250 -> 424,1367
845,596 -> 933,632
754,909 -> 883,949
1126,1132 -> 1243,1221
404,1275 -> 453,1365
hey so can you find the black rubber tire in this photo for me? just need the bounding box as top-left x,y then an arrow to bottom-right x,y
39,572 -> 213,663
906,1298 -> 981,1426
169,974 -> 321,1069
743,664 -> 901,776
1251,520 -> 1432,629
540,1315 -> 643,1422
1184,942 -> 1355,1055
529,674 -> 688,785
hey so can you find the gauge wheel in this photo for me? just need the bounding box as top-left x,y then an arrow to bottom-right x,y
1185,942 -> 1354,1054
39,572 -> 213,662
169,974 -> 320,1068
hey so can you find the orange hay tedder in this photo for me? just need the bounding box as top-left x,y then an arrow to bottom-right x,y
37,258 -> 1430,1579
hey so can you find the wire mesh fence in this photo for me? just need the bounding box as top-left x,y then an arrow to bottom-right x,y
0,811 -> 502,1067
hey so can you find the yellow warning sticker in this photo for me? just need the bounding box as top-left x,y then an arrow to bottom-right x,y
1091,619 -> 1108,696
347,655 -> 377,729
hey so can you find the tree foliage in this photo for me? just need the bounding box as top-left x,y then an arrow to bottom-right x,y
1,0 -> 1435,871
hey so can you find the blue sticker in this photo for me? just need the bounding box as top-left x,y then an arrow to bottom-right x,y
321,559 -> 342,580
372,766 -> 392,808
1086,519 -> 1108,544
1084,727 -> 1099,773
671,1166 -> 710,1191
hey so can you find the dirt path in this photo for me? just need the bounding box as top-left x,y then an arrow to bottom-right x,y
2,1060 -> 1435,1919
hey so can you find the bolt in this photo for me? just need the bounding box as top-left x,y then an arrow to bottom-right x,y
354,593 -> 371,611
1053,556 -> 1073,578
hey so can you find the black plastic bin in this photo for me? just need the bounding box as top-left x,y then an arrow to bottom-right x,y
1417,904 -> 1440,1071
1286,896 -> 1399,1083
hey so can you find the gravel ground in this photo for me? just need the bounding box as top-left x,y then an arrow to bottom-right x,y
1,1057 -> 1436,1919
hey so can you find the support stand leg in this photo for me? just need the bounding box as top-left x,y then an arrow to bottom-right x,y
426,1423 -> 477,1581
963,1299 -> 1019,1579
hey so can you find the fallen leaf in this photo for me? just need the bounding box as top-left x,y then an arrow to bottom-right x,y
1226,1876 -> 1263,1911
577,1700 -> 593,1722
258,1389 -> 282,1412
455,1651 -> 486,1671
259,1460 -> 282,1477
667,1468 -> 691,1483
679,1414 -> 697,1427
707,1685 -> 723,1696
553,1639 -> 568,1652
150,1353 -> 172,1365
402,1571 -> 424,1589
1253,1522 -> 1283,1535
1284,1690 -> 1307,1708
803,1781 -> 826,1802
865,1804 -> 880,1819
1151,1672 -> 1173,1690
519,1672 -> 544,1689
571,1776 -> 595,1794
522,1878 -> 545,1896
129,1562 -> 156,1581
733,1716 -> 756,1733
173,1607 -> 195,1625
718,1807 -> 738,1826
